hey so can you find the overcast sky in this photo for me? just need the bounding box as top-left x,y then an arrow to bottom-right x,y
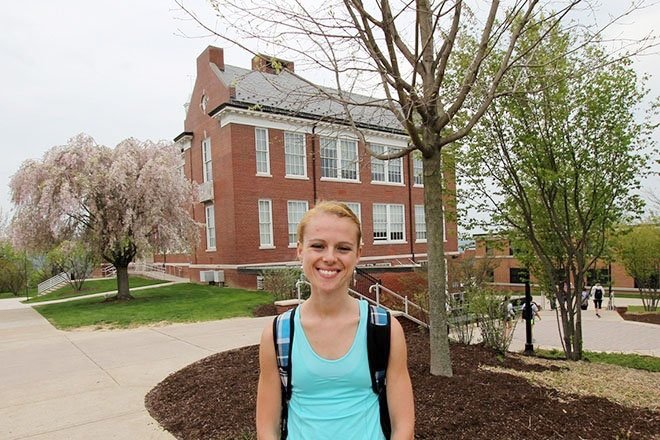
1,0 -> 658,220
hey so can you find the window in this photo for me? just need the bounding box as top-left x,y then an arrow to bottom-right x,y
587,268 -> 610,286
205,204 -> 216,250
413,154 -> 423,186
414,205 -> 426,242
509,268 -> 529,284
255,128 -> 270,175
373,204 -> 405,243
371,144 -> 403,184
258,200 -> 274,248
202,138 -> 212,182
320,137 -> 358,181
288,200 -> 309,246
285,132 -> 306,177
344,202 -> 361,224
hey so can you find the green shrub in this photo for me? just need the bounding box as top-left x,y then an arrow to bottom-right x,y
468,287 -> 518,354
262,268 -> 308,301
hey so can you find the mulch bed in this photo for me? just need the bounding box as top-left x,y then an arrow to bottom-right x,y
617,307 -> 660,325
146,315 -> 660,440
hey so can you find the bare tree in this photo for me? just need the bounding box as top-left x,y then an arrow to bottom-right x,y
177,0 -> 655,376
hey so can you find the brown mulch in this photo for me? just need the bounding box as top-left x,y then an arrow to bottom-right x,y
146,314 -> 660,440
253,303 -> 277,317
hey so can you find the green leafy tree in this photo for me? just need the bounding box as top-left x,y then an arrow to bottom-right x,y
461,23 -> 654,360
614,223 -> 659,311
0,242 -> 30,296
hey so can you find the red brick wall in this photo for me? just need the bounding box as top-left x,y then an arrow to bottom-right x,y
168,46 -> 460,288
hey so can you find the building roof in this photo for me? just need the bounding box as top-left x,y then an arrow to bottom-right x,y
209,63 -> 406,135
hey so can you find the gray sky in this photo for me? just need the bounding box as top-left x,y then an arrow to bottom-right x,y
1,0 -> 658,219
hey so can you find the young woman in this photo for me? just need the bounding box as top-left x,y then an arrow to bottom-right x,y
256,201 -> 415,440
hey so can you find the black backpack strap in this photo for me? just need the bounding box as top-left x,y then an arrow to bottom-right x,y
367,304 -> 392,439
273,307 -> 296,440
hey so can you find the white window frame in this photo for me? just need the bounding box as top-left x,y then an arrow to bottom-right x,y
255,127 -> 271,176
205,204 -> 216,250
414,205 -> 427,242
284,132 -> 307,178
371,144 -> 403,185
287,200 -> 309,247
372,203 -> 405,243
320,136 -> 359,182
202,138 -> 212,183
343,202 -> 362,225
258,199 -> 274,248
413,154 -> 423,186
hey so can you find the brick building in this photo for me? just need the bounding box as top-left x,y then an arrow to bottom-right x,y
468,234 -> 638,295
158,46 -> 458,290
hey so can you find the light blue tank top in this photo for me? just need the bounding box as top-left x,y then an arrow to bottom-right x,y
288,300 -> 385,440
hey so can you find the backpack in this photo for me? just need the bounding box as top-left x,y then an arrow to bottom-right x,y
273,303 -> 392,439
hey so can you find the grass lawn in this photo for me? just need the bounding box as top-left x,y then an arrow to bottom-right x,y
34,283 -> 274,329
625,305 -> 658,313
614,292 -> 644,299
25,276 -> 168,303
537,348 -> 660,372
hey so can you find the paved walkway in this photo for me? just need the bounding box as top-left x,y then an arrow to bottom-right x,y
0,297 -> 271,439
0,292 -> 657,439
509,307 -> 660,356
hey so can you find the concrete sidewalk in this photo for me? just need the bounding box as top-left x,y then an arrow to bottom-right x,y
509,307 -> 660,356
0,299 -> 271,439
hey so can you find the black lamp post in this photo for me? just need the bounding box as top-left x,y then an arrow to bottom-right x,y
523,280 -> 534,355
24,252 -> 28,301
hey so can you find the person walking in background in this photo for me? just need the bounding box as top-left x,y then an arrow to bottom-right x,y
581,288 -> 590,311
503,295 -> 516,338
591,283 -> 605,318
521,301 -> 541,325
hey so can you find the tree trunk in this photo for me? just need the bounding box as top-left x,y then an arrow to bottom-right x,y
424,148 -> 453,377
114,265 -> 133,301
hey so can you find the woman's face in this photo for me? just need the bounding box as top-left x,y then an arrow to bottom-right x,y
297,212 -> 361,295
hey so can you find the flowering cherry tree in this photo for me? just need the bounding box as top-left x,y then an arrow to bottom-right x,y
10,134 -> 198,300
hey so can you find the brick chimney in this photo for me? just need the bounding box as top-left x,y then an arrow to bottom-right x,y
198,46 -> 225,73
251,54 -> 294,74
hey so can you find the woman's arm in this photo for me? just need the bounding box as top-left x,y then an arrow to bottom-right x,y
386,317 -> 415,440
256,322 -> 281,440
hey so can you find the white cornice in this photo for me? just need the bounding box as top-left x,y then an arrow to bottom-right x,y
215,107 -> 409,148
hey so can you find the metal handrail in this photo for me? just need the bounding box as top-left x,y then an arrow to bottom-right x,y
37,272 -> 70,295
128,262 -> 166,273
294,278 -> 429,328
101,264 -> 117,277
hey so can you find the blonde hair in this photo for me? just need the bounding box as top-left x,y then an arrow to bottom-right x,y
297,201 -> 362,245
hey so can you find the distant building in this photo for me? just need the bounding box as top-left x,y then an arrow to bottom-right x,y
157,46 -> 458,290
469,234 -> 637,295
